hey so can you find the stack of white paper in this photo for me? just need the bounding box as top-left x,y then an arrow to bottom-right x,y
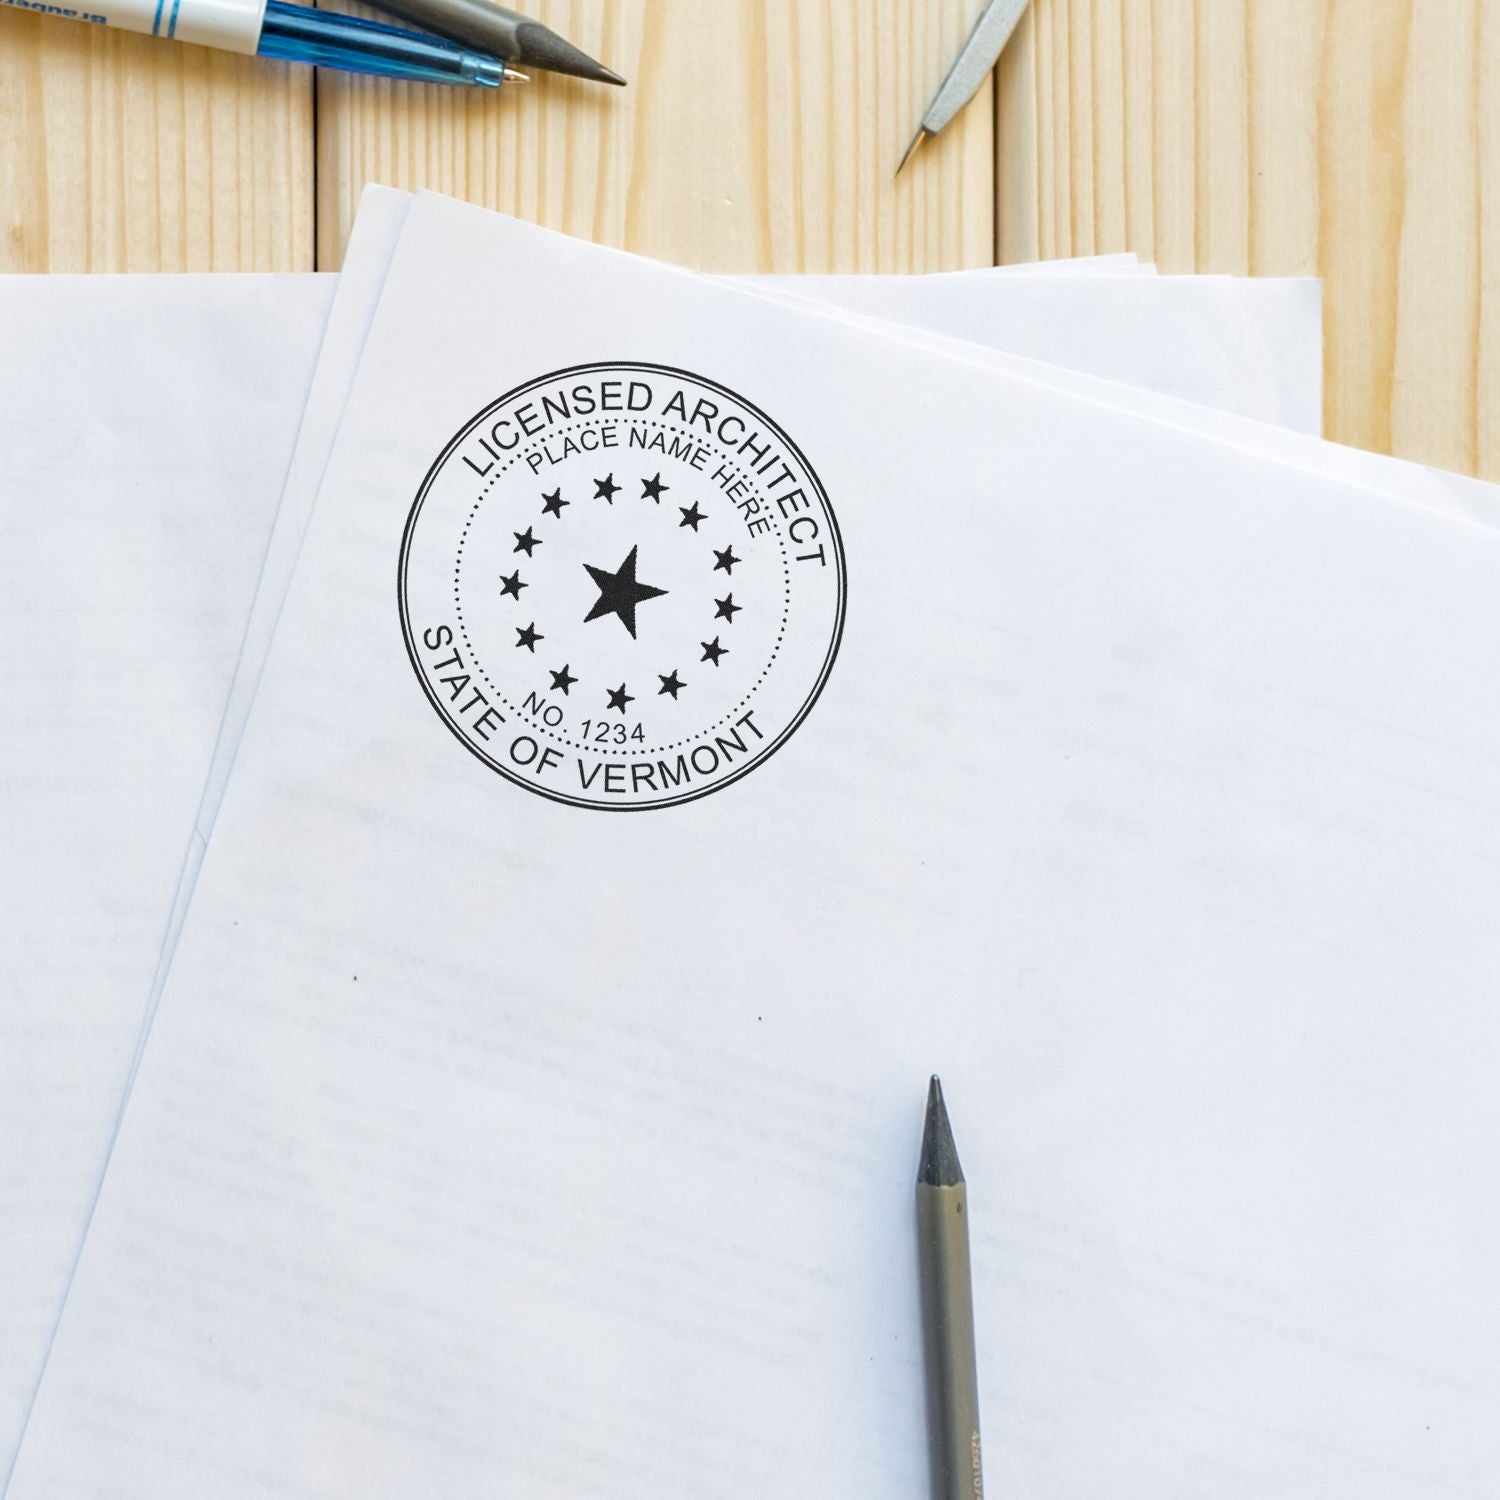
0,272 -> 334,1475
3,187 -> 1495,1499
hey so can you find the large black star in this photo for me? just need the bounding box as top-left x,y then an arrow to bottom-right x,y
582,545 -> 669,639
513,527 -> 541,556
541,488 -> 569,518
714,593 -> 741,623
515,622 -> 543,652
679,501 -> 706,531
550,663 -> 577,695
658,670 -> 685,699
701,636 -> 727,666
499,569 -> 527,600
606,683 -> 634,714
594,473 -> 621,503
642,473 -> 669,502
713,545 -> 740,575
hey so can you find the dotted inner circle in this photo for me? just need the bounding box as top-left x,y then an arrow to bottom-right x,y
451,416 -> 793,757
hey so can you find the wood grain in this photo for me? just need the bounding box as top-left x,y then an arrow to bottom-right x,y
0,10 -> 312,272
995,0 -> 1500,481
5,0 -> 1496,484
314,0 -> 995,272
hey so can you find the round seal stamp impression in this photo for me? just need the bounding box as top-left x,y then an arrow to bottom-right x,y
398,363 -> 846,810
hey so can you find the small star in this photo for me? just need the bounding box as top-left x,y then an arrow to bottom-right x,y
714,593 -> 741,623
541,488 -> 569,518
642,473 -> 669,502
549,664 -> 577,695
606,683 -> 634,714
679,502 -> 706,531
701,637 -> 728,666
658,670 -> 685,699
583,545 -> 669,639
499,569 -> 527,600
713,545 -> 740,575
594,473 -> 621,504
515,622 -> 544,652
513,526 -> 541,556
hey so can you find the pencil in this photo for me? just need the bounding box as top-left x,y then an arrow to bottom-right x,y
916,1075 -> 984,1499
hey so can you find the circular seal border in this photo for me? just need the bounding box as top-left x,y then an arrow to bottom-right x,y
397,361 -> 848,812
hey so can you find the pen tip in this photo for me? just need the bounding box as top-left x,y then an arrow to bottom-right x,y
918,1075 -> 964,1186
505,67 -> 530,83
896,126 -> 928,177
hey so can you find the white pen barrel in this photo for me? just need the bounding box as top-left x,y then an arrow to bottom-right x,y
8,0 -> 267,53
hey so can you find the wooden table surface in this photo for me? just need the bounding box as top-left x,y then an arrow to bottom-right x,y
2,0 -> 1495,482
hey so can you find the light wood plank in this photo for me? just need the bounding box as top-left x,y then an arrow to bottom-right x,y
315,0 -> 994,272
995,0 -> 1500,481
1479,1 -> 1500,480
1149,0 -> 1195,269
1090,0 -> 1127,250
1067,0 -> 1095,253
1045,0 -> 1069,255
1243,0 -> 1317,277
1194,0 -> 1246,272
1118,0 -> 1153,254
995,0 -> 1039,262
1390,1 -> 1477,474
0,11 -> 312,272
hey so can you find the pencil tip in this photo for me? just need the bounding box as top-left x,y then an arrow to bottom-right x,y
918,1075 -> 964,1186
514,20 -> 626,85
896,126 -> 928,177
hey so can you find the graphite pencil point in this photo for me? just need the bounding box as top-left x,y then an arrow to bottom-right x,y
514,20 -> 626,85
918,1074 -> 964,1187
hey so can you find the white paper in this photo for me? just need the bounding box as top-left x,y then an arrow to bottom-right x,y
0,214 -> 1310,1488
142,205 -> 416,1069
14,195 -> 1498,1499
0,272 -> 334,1477
146,190 -> 1325,1003
751,269 -> 1323,431
741,282 -> 1500,532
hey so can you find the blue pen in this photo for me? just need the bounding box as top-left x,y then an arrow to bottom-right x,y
4,0 -> 525,90
258,1 -> 520,85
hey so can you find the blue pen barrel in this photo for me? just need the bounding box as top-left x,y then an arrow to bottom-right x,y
257,0 -> 505,86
